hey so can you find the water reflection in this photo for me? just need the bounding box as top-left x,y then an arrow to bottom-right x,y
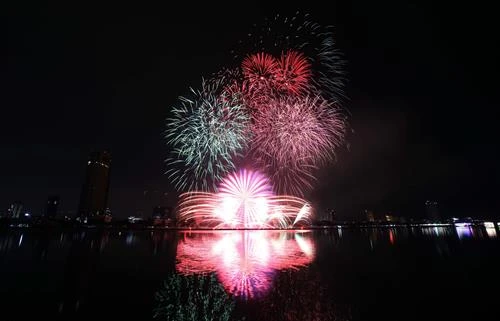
176,230 -> 315,298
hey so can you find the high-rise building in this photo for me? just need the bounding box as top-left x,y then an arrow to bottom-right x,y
78,151 -> 112,218
46,195 -> 60,218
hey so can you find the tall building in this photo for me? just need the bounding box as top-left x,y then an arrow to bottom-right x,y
78,151 -> 112,218
46,195 -> 60,218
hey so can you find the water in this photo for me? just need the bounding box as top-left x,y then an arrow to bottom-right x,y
0,226 -> 499,321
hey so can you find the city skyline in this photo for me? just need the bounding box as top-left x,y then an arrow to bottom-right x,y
2,1 -> 498,220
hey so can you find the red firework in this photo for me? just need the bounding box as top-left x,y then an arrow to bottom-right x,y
241,52 -> 278,86
275,50 -> 311,94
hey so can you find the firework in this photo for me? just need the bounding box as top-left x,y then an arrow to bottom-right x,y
240,50 -> 312,99
241,52 -> 278,87
165,80 -> 251,191
249,94 -> 346,194
234,13 -> 346,102
166,13 -> 348,199
274,50 -> 311,94
177,169 -> 312,229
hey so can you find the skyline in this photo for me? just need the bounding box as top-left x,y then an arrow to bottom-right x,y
2,1 -> 498,219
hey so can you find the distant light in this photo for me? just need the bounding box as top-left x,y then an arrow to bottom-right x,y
87,161 -> 91,165
486,227 -> 497,238
24,213 -> 30,217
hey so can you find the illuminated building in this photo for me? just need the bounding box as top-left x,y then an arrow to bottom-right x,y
46,195 -> 60,218
78,151 -> 112,218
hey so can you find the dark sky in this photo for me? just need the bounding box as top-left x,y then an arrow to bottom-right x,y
2,1 -> 498,219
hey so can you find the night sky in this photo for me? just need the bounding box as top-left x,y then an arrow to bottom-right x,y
2,1 -> 498,220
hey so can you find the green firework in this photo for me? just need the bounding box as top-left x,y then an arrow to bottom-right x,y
165,79 -> 250,192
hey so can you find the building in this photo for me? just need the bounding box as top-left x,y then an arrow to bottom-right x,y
46,195 -> 60,218
78,151 -> 112,218
425,200 -> 440,222
8,201 -> 23,218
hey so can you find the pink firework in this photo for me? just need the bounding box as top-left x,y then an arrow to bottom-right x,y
177,169 -> 313,228
251,94 -> 346,166
250,95 -> 346,195
216,169 -> 273,228
274,50 -> 312,94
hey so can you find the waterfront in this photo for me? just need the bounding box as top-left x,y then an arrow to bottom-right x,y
1,226 -> 499,321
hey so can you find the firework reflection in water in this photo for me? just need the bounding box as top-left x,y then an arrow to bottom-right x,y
176,230 -> 315,298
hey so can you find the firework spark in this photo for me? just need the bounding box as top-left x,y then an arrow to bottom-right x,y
165,80 -> 251,191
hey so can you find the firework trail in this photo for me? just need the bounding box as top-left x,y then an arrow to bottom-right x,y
165,79 -> 251,191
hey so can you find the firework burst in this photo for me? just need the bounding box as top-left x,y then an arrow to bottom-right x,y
249,94 -> 346,195
234,13 -> 346,103
251,94 -> 346,166
241,52 -> 278,87
166,13 -> 348,200
165,80 -> 251,191
177,169 -> 313,228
